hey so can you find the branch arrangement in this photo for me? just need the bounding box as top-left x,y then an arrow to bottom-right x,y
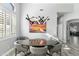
26,14 -> 50,24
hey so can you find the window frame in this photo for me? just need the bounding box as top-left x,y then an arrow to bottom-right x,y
0,3 -> 16,39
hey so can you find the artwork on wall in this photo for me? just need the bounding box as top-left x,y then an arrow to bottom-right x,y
26,14 -> 50,33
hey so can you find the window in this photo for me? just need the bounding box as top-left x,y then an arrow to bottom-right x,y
0,9 -> 3,37
0,3 -> 16,38
11,14 -> 16,34
6,12 -> 11,36
0,9 -> 5,38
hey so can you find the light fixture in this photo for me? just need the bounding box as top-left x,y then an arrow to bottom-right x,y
40,9 -> 44,11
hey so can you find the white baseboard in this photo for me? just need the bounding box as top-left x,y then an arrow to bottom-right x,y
2,48 -> 15,56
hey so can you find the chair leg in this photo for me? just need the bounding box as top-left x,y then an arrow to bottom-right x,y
59,49 -> 62,56
25,52 -> 31,56
57,49 -> 62,56
15,48 -> 17,56
46,52 -> 52,56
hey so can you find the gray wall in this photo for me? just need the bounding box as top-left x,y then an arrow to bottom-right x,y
16,3 -> 21,37
20,3 -> 73,39
20,4 -> 57,39
58,4 -> 79,43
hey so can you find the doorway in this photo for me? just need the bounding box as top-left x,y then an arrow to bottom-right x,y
66,19 -> 79,48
